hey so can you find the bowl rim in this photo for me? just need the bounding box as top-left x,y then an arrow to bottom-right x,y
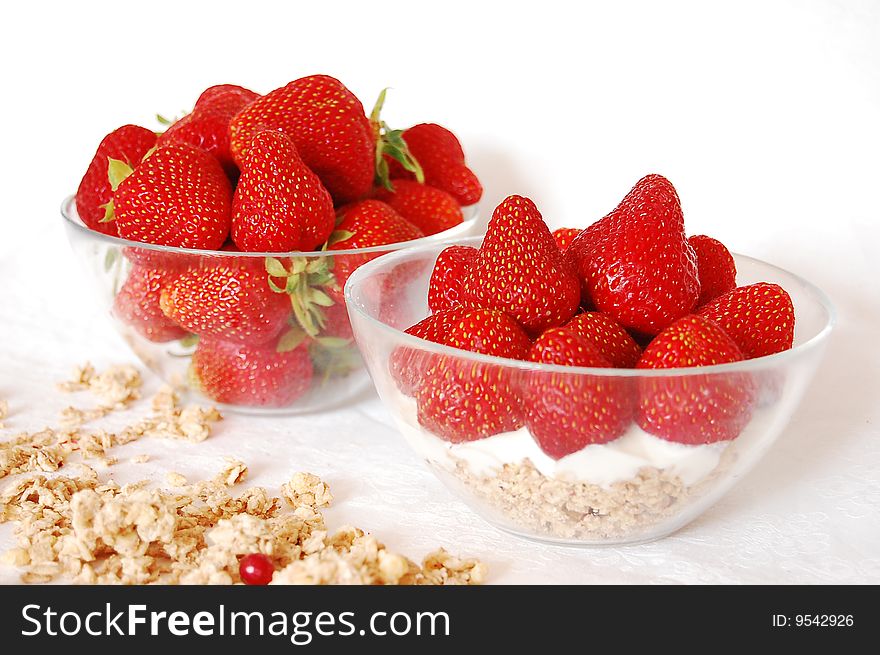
60,195 -> 480,258
344,235 -> 837,378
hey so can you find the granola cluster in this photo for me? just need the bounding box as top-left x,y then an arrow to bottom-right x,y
0,363 -> 486,585
436,448 -> 735,543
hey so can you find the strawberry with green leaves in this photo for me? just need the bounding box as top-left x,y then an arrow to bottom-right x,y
159,259 -> 290,345
689,235 -> 737,306
229,75 -> 374,204
524,327 -> 634,458
75,125 -> 157,236
637,314 -> 755,444
109,143 -> 232,249
191,333 -> 313,407
113,265 -> 189,343
566,174 -> 699,336
373,180 -> 463,236
428,245 -> 478,312
461,195 -> 580,336
698,283 -> 795,359
386,123 -> 482,205
159,84 -> 258,176
231,130 -> 335,252
328,200 -> 423,288
564,312 -> 642,368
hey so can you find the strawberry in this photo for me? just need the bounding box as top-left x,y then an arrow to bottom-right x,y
551,227 -> 580,252
373,180 -> 463,236
697,283 -> 795,359
327,200 -> 423,288
564,312 -> 642,368
460,195 -> 580,336
159,84 -> 258,175
387,123 -> 482,205
636,314 -> 755,444
427,245 -> 478,312
113,265 -> 189,343
191,334 -> 313,407
231,130 -> 335,252
565,174 -> 699,335
524,327 -> 634,458
392,307 -> 530,396
111,143 -> 232,249
159,259 -> 290,345
229,75 -> 374,204
689,235 -> 737,306
75,125 -> 157,237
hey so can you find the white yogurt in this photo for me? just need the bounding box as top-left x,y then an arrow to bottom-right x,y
393,392 -> 728,488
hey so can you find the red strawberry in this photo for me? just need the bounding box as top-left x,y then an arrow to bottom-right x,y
231,130 -> 335,252
565,174 -> 699,336
636,314 -> 755,444
460,195 -> 580,335
387,123 -> 482,205
191,334 -> 313,407
328,200 -> 423,287
565,312 -> 642,368
112,143 -> 232,249
697,283 -> 795,359
524,327 -> 634,458
229,75 -> 374,204
373,180 -> 463,236
113,265 -> 189,342
428,245 -> 478,312
75,125 -> 157,236
159,259 -> 290,345
159,84 -> 258,176
392,307 -> 530,396
551,227 -> 580,251
689,235 -> 737,306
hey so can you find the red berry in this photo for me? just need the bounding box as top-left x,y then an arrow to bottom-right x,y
689,235 -> 737,306
159,84 -> 258,176
566,174 -> 699,335
239,553 -> 275,585
388,123 -> 482,205
697,282 -> 795,359
428,245 -> 478,312
75,125 -> 157,237
524,327 -> 634,458
374,180 -> 463,236
192,334 -> 313,407
461,195 -> 580,336
232,130 -> 335,252
551,227 -> 580,251
564,312 -> 642,368
229,75 -> 374,204
113,265 -> 189,343
159,259 -> 291,345
113,143 -> 232,250
636,315 -> 755,444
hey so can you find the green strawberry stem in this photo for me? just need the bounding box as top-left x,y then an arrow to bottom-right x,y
265,256 -> 339,338
309,338 -> 360,383
370,88 -> 424,191
99,158 -> 136,223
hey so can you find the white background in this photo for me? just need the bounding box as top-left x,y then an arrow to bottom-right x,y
0,0 -> 878,583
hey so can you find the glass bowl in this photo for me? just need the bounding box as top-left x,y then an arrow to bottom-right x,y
344,236 -> 835,545
61,196 -> 480,414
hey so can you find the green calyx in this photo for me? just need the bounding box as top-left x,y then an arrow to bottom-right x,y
265,256 -> 339,338
99,158 -> 135,223
370,88 -> 424,192
309,337 -> 360,382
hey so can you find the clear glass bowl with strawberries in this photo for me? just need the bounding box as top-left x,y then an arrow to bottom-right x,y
63,76 -> 482,412
345,176 -> 835,545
